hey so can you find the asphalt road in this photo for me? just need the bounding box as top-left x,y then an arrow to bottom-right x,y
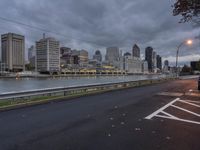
0,78 -> 199,150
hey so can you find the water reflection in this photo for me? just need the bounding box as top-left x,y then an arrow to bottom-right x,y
0,75 -> 168,93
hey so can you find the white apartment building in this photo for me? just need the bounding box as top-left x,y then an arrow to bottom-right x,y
121,54 -> 143,74
36,37 -> 60,73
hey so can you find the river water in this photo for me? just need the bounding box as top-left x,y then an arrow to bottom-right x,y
0,74 -> 170,94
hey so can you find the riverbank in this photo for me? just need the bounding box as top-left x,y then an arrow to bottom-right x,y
0,77 -> 176,112
0,74 -> 172,94
0,73 -> 159,79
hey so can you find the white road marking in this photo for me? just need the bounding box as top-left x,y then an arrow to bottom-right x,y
155,114 -> 200,125
145,98 -> 179,120
160,111 -> 178,119
157,92 -> 183,97
171,104 -> 200,117
185,93 -> 200,97
189,89 -> 199,92
145,98 -> 200,125
155,114 -> 177,120
184,100 -> 200,104
179,100 -> 200,108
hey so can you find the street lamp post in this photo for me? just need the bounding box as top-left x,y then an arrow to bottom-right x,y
175,40 -> 193,78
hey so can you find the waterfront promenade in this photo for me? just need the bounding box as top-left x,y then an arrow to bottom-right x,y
0,77 -> 199,150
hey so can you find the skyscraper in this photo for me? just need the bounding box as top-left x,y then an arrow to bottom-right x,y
28,45 -> 36,69
36,37 -> 60,73
93,50 -> 102,62
156,55 -> 162,70
132,44 -> 140,58
1,33 -> 25,72
145,47 -> 153,72
164,60 -> 169,66
79,50 -> 88,66
152,51 -> 157,71
105,47 -> 120,63
28,45 -> 35,61
163,60 -> 169,73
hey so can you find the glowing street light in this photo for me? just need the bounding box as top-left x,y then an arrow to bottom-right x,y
175,39 -> 193,77
186,40 -> 193,45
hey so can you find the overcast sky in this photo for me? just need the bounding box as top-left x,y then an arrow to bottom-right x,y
0,0 -> 200,66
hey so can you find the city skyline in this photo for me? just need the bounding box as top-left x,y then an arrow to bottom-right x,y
0,0 -> 199,66
1,32 -> 165,63
0,31 -> 198,67
2,33 -> 193,75
30,36 -> 165,68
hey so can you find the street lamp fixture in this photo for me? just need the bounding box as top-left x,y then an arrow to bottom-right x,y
186,40 -> 193,45
175,39 -> 193,77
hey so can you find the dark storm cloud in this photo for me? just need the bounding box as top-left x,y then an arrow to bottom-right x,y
0,0 -> 199,64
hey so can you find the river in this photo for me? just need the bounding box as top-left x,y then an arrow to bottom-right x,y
0,74 -> 170,94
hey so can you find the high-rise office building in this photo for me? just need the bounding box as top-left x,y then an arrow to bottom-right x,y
28,45 -> 35,61
163,60 -> 169,73
145,47 -> 153,72
36,37 -> 60,73
93,50 -> 102,62
164,60 -> 169,66
132,44 -> 140,58
1,33 -> 25,72
156,55 -> 162,70
152,51 -> 157,71
28,45 -> 36,69
79,50 -> 88,66
105,47 -> 120,63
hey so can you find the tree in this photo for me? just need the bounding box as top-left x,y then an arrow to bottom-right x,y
181,64 -> 192,73
25,63 -> 35,71
172,0 -> 200,24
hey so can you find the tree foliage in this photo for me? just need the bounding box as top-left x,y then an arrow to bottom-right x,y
25,63 -> 35,71
173,0 -> 200,23
181,64 -> 192,73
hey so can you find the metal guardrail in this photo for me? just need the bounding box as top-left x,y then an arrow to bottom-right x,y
0,78 -> 171,101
